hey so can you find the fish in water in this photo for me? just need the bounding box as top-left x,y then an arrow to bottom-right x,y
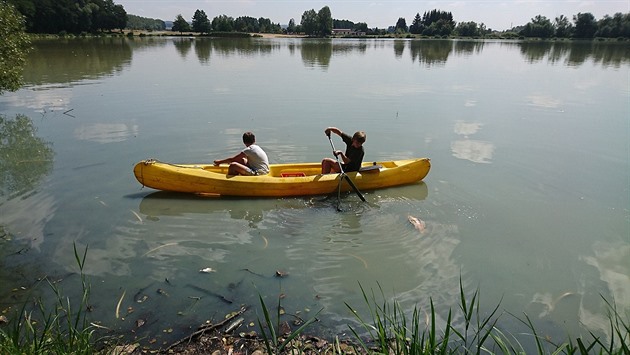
408,215 -> 426,232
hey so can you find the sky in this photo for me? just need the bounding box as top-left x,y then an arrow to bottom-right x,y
116,0 -> 630,31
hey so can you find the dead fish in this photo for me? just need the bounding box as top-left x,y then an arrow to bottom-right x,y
199,267 -> 217,273
156,288 -> 169,297
408,215 -> 426,232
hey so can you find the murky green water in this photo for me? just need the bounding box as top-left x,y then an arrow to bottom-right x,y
1,37 -> 628,350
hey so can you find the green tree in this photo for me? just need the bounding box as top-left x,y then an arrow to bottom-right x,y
520,15 -> 554,38
212,14 -> 233,32
409,13 -> 423,34
192,9 -> 210,33
301,9 -> 318,36
596,12 -> 630,38
317,6 -> 332,36
354,22 -> 368,32
455,21 -> 482,37
172,14 -> 190,33
0,1 -> 31,94
126,14 -> 165,30
395,17 -> 407,33
554,15 -> 573,37
234,16 -> 259,32
573,12 -> 597,38
287,18 -> 296,33
7,0 -> 126,34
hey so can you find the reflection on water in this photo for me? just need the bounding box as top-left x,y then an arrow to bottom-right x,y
0,114 -> 54,199
24,38 -> 132,86
515,40 -> 630,67
19,38 -> 630,87
1,37 -> 628,350
451,121 -> 494,164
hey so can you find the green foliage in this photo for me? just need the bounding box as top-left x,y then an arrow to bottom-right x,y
520,15 -> 555,38
395,17 -> 408,33
172,14 -> 190,33
554,15 -> 573,38
7,0 -> 126,34
345,279 -> 630,354
317,6 -> 333,36
0,2 -> 30,94
301,9 -> 318,36
257,293 -> 321,354
192,9 -> 210,34
286,18 -> 296,33
455,21 -> 486,37
0,244 -> 101,354
574,12 -> 598,38
126,14 -> 165,31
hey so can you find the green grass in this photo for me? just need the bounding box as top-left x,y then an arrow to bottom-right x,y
0,244 -> 101,354
344,278 -> 629,354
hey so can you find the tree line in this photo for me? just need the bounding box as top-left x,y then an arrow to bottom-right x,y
517,12 -> 630,39
3,0 -> 630,39
6,0 -> 126,34
171,10 -> 283,34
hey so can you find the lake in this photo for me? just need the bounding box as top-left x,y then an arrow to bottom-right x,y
0,36 -> 628,351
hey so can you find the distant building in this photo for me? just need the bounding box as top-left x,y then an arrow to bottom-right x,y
332,28 -> 366,36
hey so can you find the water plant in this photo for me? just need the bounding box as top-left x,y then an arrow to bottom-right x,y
343,279 -> 629,354
0,244 -> 100,354
257,293 -> 322,354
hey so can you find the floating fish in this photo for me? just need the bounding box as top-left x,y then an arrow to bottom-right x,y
408,215 -> 426,232
199,267 -> 217,273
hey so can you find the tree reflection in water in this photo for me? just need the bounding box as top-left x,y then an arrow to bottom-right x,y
0,114 -> 54,200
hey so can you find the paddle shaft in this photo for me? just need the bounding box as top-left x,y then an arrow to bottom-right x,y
328,135 -> 366,202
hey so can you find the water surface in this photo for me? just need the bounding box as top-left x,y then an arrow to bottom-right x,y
0,37 -> 628,350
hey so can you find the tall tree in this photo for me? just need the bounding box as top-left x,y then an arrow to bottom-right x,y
573,12 -> 597,38
212,14 -> 233,32
521,15 -> 554,38
301,9 -> 318,36
317,6 -> 332,36
192,9 -> 210,33
554,15 -> 572,37
395,17 -> 407,33
287,18 -> 296,33
409,13 -> 422,34
0,2 -> 31,94
172,14 -> 190,33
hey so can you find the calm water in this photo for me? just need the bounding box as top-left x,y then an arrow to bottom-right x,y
1,37 -> 628,350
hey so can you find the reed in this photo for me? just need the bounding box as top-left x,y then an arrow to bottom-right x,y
344,278 -> 629,354
0,244 -> 100,354
257,293 -> 322,354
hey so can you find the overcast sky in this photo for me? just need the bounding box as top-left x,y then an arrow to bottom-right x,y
116,0 -> 630,31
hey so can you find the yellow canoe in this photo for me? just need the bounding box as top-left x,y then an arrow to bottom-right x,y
133,158 -> 431,197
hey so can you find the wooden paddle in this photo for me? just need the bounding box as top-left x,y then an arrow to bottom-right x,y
328,135 -> 366,202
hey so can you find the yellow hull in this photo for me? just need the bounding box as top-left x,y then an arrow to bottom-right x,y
133,158 -> 431,197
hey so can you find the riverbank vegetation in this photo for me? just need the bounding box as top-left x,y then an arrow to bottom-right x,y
4,0 -> 630,40
0,245 -> 628,354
